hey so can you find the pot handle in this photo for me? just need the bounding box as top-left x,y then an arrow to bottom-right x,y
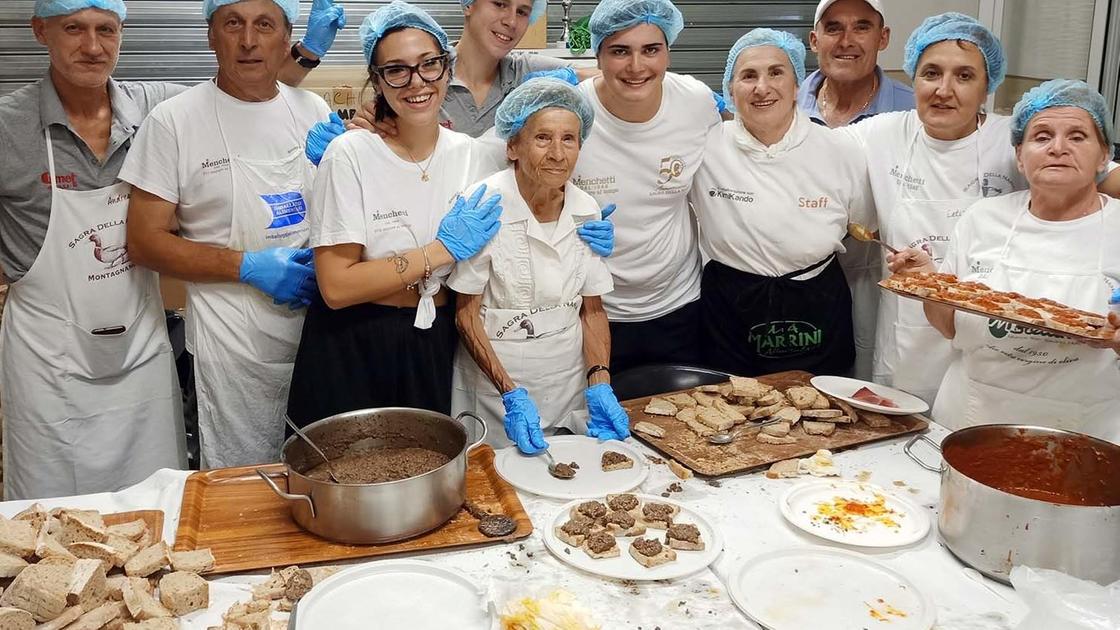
904,434 -> 946,473
455,411 -> 489,451
256,468 -> 316,519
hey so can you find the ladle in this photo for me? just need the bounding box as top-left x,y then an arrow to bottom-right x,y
284,415 -> 343,484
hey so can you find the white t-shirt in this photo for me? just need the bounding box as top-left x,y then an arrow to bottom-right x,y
448,168 -> 614,306
571,72 -> 721,322
309,126 -> 504,267
691,111 -> 874,277
943,191 -> 1120,310
120,80 -> 331,247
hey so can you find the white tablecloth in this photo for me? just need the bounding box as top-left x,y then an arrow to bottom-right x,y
0,423 -> 1027,629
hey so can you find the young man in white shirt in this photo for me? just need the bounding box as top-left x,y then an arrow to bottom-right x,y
569,0 -> 722,374
120,0 -> 331,468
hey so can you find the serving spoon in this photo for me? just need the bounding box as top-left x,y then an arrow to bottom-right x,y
848,222 -> 900,254
539,449 -> 576,480
707,418 -> 783,445
284,415 -> 343,484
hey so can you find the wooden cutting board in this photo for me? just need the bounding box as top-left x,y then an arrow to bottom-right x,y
105,510 -> 164,536
621,370 -> 929,477
173,445 -> 532,574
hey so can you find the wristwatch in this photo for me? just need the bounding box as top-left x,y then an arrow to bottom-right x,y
290,43 -> 321,69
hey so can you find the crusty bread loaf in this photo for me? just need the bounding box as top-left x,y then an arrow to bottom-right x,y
169,548 -> 214,574
55,512 -> 107,546
65,559 -> 108,611
158,571 -> 208,616
123,542 -> 169,578
0,563 -> 69,622
0,606 -> 34,630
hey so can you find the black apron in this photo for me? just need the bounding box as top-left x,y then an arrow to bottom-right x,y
286,295 -> 458,429
701,257 -> 854,377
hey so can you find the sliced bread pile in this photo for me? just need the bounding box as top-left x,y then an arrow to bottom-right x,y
208,565 -> 327,630
639,376 -> 889,445
0,503 -> 214,630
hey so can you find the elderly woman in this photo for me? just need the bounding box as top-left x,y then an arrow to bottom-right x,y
449,78 -> 630,453
843,13 -> 1120,404
287,1 -> 506,426
690,29 -> 873,376
889,80 -> 1120,444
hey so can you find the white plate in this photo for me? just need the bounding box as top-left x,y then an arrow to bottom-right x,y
542,493 -> 723,581
780,480 -> 930,548
495,435 -> 649,500
294,560 -> 491,630
729,547 -> 936,630
810,375 -> 929,415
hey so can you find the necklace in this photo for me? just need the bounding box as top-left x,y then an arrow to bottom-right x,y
820,74 -> 878,124
403,144 -> 436,182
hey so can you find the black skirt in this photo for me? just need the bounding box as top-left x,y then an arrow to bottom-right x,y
286,295 -> 458,428
701,257 -> 854,377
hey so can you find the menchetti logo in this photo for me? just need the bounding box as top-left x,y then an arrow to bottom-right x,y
200,157 -> 230,174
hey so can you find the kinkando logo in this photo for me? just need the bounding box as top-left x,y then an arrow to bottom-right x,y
261,192 -> 307,229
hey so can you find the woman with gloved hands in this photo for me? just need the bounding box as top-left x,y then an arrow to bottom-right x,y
448,77 -> 631,453
286,2 -> 507,425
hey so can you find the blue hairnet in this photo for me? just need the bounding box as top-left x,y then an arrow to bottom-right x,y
721,29 -> 806,113
460,0 -> 547,25
589,0 -> 684,54
495,77 -> 595,142
360,1 -> 450,67
903,12 -> 1005,94
204,0 -> 298,24
34,0 -> 126,20
1011,79 -> 1114,147
523,67 -> 579,86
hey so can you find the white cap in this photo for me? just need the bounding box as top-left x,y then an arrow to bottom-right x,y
813,0 -> 885,26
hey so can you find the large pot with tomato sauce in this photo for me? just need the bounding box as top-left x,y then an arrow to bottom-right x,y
906,425 -> 1120,584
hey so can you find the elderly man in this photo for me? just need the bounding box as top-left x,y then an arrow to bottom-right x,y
799,0 -> 914,381
120,0 -> 335,469
0,0 -> 342,497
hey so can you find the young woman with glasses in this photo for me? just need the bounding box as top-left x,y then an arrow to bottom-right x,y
286,1 -> 509,425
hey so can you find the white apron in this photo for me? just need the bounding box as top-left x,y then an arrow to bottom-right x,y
0,128 -> 185,500
191,87 -> 313,468
873,120 -> 984,405
934,198 -> 1120,444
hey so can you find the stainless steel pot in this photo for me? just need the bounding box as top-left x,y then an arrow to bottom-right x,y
906,425 -> 1120,584
257,407 -> 487,544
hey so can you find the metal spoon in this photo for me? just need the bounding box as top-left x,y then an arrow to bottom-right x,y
283,415 -> 343,484
539,449 -> 576,480
707,418 -> 782,445
848,222 -> 900,254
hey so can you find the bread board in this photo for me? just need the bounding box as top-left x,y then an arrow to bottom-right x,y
622,370 -> 928,477
173,445 -> 532,574
105,510 -> 164,536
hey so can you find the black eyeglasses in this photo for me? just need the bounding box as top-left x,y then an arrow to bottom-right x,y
375,54 -> 450,89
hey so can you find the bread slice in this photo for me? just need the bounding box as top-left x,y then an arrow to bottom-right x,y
691,391 -> 719,408
730,376 -> 771,401
643,397 -> 677,416
713,399 -> 746,422
31,605 -> 82,630
65,559 -> 108,611
682,416 -> 714,438
639,502 -> 680,528
105,534 -> 140,567
55,512 -> 106,546
603,511 -> 646,537
11,505 -> 47,534
664,523 -> 705,551
120,578 -> 171,620
569,501 -> 608,523
0,519 -> 37,559
667,459 -> 693,480
664,393 -> 697,409
802,420 -> 836,436
757,433 -> 798,445
765,459 -> 801,479
279,566 -> 313,601
628,538 -> 676,568
105,520 -> 147,543
771,407 -> 802,425
64,601 -> 126,630
695,407 -> 734,432
0,563 -> 70,622
158,571 -> 208,616
605,494 -> 642,519
750,402 -> 786,421
554,517 -> 596,547
169,549 -> 215,574
800,409 -> 843,419
34,526 -> 76,563
811,392 -> 831,409
0,607 -> 33,630
581,532 -> 620,559
861,412 -> 892,428
122,619 -> 180,630
828,397 -> 860,423
755,390 -> 785,407
601,451 -> 634,472
632,421 -> 666,439
760,421 -> 791,437
67,542 -> 116,571
0,553 -> 28,579
785,386 -> 819,410
123,542 -> 169,578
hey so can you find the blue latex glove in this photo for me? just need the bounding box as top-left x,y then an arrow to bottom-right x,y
301,0 -> 346,58
522,67 -> 580,86
305,112 -> 346,166
502,387 -> 549,454
585,383 -> 631,442
577,203 -> 616,257
711,89 -> 729,115
239,247 -> 318,308
436,183 -> 503,261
